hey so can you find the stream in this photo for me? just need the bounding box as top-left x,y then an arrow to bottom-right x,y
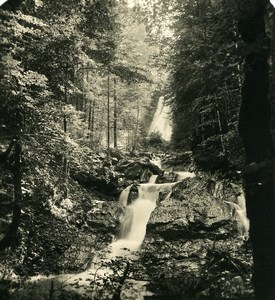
9,153 -> 253,300
57,164 -> 195,297
16,160 -> 201,299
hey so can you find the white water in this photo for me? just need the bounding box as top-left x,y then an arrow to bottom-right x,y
174,171 -> 196,181
114,169 -> 192,257
237,192 -> 246,212
111,182 -> 178,257
119,184 -> 132,206
149,96 -> 172,141
118,199 -> 156,248
148,174 -> 158,183
150,157 -> 162,169
225,191 -> 250,240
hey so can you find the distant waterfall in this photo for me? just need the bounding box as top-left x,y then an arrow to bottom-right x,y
149,96 -> 172,141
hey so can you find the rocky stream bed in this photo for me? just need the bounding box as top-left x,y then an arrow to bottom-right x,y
0,151 -> 254,299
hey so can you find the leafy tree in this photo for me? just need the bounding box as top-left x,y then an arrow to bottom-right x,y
162,1 -> 242,169
0,0 -> 121,250
0,6 -> 52,250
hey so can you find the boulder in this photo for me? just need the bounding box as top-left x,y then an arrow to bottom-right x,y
116,158 -> 163,181
128,184 -> 139,205
124,163 -> 145,180
148,177 -> 237,240
86,201 -> 118,233
70,165 -> 126,195
157,172 -> 177,183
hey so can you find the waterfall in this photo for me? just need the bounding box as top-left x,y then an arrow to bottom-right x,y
237,192 -> 246,212
225,192 -> 250,240
119,185 -> 132,206
110,181 -> 178,257
39,180 -> 175,298
148,174 -> 158,183
149,96 -> 172,141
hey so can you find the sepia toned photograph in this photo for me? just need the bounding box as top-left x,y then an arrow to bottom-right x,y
0,0 -> 275,299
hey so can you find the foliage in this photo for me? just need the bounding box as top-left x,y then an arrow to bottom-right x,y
0,0 -> 164,250
143,132 -> 168,151
135,0 -> 244,167
167,0 -> 243,168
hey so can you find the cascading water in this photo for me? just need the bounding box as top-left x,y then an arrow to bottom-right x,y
149,96 -> 172,141
236,192 -> 246,212
225,191 -> 249,240
111,168 -> 195,258
148,174 -> 158,183
110,181 -> 179,258
111,199 -> 156,257
119,184 -> 132,206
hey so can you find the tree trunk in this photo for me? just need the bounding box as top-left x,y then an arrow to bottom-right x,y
88,98 -> 96,143
88,98 -> 92,131
83,69 -> 89,122
132,97 -> 140,152
63,70 -> 68,198
91,99 -> 95,142
0,139 -> 22,251
107,69 -> 110,152
64,84 -> 67,134
113,77 -> 117,148
238,0 -> 275,298
271,7 -> 275,138
81,67 -> 85,112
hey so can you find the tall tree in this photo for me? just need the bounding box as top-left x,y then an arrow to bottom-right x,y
167,1 -> 241,168
113,77 -> 118,148
237,0 -> 275,298
107,68 -> 111,152
0,0 -> 121,250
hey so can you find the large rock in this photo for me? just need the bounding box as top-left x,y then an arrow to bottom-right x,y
86,200 -> 118,230
148,177 -> 237,240
115,157 -> 163,182
70,162 -> 126,195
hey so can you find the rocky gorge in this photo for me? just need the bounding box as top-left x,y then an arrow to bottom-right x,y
0,150 -> 254,299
